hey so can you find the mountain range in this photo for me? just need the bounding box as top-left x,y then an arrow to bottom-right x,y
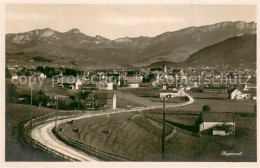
5,21 -> 256,69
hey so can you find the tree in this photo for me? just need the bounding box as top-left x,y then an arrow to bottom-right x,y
79,92 -> 91,100
38,90 -> 46,96
202,105 -> 211,112
63,68 -> 81,76
33,90 -> 50,107
58,100 -> 69,110
69,100 -> 84,110
143,73 -> 156,83
25,71 -> 31,76
36,66 -> 45,73
45,66 -> 57,78
5,67 -> 12,78
6,84 -> 18,103
181,96 -> 189,102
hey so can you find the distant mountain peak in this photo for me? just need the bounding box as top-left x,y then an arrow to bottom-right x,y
39,28 -> 55,37
95,35 -> 108,40
67,28 -> 81,33
42,27 -> 52,31
5,21 -> 256,68
114,37 -> 132,43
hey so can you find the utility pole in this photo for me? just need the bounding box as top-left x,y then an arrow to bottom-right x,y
30,85 -> 33,128
78,88 -> 80,112
55,95 -> 58,129
98,92 -> 100,109
162,97 -> 166,160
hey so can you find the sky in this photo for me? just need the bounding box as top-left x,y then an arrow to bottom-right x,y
6,4 -> 257,40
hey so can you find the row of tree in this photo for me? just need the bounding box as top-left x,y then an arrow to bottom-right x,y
6,84 -> 89,110
6,66 -> 84,78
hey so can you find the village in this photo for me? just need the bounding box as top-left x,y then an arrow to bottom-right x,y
6,63 -> 256,139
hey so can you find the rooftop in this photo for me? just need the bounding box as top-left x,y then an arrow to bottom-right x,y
198,112 -> 235,122
159,90 -> 178,93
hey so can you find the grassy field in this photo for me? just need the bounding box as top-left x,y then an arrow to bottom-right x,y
58,109 -> 256,161
145,108 -> 256,161
146,97 -> 187,103
170,99 -> 256,113
119,87 -> 188,103
116,97 -> 142,108
198,115 -> 256,161
6,78 -> 77,97
59,112 -> 164,161
188,92 -> 229,99
119,87 -> 159,98
5,103 -> 64,161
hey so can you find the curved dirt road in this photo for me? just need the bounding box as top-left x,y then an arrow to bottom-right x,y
30,92 -> 194,161
31,117 -> 98,161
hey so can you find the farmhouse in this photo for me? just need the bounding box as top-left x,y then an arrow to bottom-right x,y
125,74 -> 143,83
56,77 -> 83,90
229,89 -> 250,100
97,82 -> 114,90
159,89 -> 185,98
195,112 -> 235,136
86,92 -> 116,109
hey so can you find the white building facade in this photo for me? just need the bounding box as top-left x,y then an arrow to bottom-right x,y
230,89 -> 250,100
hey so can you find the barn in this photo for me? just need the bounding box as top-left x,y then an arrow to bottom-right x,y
195,112 -> 235,136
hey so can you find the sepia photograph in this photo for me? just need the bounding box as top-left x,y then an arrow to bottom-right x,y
1,1 -> 259,167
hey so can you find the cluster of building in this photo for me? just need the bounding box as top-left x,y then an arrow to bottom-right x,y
151,64 -> 256,100
7,63 -> 256,111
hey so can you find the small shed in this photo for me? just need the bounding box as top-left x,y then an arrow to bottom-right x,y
129,83 -> 139,88
212,126 -> 229,136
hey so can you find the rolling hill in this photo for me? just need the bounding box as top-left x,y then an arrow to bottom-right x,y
135,21 -> 256,66
5,21 -> 256,69
184,34 -> 256,67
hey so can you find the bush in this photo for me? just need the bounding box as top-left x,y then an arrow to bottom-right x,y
32,57 -> 52,63
202,105 -> 211,112
6,84 -> 18,103
57,100 -> 70,110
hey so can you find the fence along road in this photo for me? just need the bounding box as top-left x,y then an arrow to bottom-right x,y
31,117 -> 98,161
30,92 -> 194,161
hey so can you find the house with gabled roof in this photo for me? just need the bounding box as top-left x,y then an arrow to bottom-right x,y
195,112 -> 235,135
159,88 -> 185,98
86,92 -> 116,109
56,77 -> 83,90
229,89 -> 251,100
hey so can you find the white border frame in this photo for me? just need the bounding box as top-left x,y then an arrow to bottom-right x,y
0,1 -> 259,168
